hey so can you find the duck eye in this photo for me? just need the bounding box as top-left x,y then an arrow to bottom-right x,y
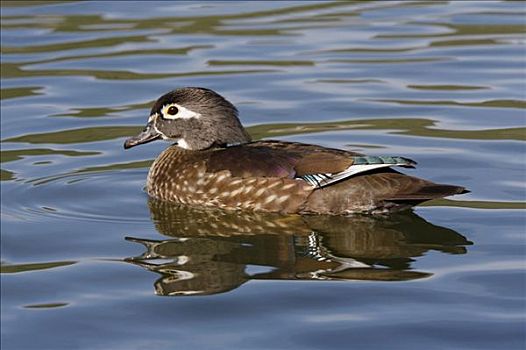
167,106 -> 178,115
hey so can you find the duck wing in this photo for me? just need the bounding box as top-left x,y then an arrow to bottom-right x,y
206,140 -> 416,188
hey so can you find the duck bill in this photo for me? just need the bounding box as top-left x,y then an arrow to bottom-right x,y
124,123 -> 161,149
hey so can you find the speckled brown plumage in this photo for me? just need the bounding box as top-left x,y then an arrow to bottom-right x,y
147,142 -> 314,213
145,140 -> 466,214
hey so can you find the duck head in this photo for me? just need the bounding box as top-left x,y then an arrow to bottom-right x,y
124,87 -> 251,150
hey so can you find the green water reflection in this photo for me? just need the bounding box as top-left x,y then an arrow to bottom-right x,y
1,62 -> 277,80
0,86 -> 42,100
374,99 -> 526,109
4,118 -> 524,146
0,260 -> 76,273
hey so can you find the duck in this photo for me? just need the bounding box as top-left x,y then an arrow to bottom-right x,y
124,87 -> 468,215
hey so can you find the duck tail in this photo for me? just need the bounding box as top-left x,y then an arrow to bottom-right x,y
386,184 -> 469,205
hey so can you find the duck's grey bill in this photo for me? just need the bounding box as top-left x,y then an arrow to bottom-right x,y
124,124 -> 161,149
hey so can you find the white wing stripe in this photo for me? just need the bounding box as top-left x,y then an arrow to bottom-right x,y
299,163 -> 409,188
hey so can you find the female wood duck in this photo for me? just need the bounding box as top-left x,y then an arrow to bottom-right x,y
124,87 -> 468,214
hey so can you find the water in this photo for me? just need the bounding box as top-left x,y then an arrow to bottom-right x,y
1,1 -> 525,349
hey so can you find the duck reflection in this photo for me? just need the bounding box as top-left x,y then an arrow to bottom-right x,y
125,199 -> 472,296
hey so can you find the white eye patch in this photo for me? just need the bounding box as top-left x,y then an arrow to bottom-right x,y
160,103 -> 201,120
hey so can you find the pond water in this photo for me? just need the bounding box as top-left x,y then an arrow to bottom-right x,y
1,1 -> 525,349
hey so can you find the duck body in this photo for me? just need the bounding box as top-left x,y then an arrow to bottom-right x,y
145,140 -> 466,215
125,87 -> 467,215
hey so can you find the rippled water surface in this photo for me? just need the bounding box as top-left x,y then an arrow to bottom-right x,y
1,1 -> 525,349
